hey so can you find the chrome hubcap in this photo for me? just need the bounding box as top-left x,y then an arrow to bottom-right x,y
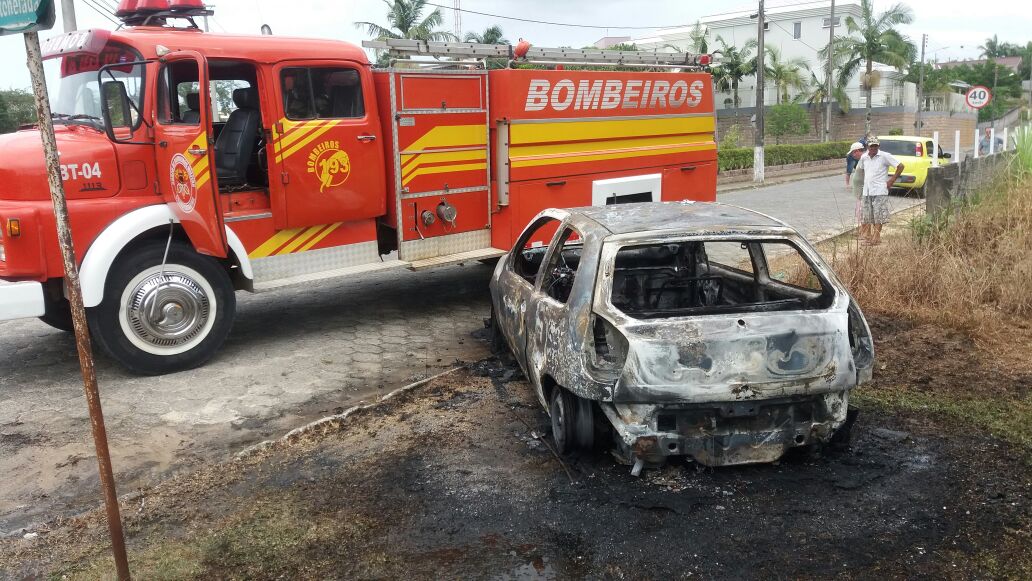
125,272 -> 210,348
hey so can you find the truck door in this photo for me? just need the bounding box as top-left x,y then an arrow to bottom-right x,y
154,51 -> 228,258
270,62 -> 386,229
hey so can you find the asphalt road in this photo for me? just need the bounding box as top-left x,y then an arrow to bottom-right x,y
0,176 -> 923,534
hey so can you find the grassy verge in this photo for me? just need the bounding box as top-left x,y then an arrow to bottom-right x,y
822,131 -> 1032,455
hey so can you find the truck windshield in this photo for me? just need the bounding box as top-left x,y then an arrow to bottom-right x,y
43,43 -> 145,129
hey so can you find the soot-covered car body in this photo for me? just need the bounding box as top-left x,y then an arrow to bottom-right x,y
489,201 -> 874,469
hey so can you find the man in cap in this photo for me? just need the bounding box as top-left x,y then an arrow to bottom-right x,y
859,137 -> 904,245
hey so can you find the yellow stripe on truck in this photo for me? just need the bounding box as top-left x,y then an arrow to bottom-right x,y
510,143 -> 715,169
510,133 -> 713,158
509,115 -> 715,145
401,124 -> 487,153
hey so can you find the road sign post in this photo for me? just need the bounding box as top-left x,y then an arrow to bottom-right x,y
4,2 -> 131,578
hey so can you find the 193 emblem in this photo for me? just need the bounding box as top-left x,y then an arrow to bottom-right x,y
169,153 -> 198,213
307,140 -> 351,192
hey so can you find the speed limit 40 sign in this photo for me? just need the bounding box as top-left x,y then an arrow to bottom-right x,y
965,85 -> 992,109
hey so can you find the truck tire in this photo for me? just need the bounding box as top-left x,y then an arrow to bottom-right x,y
88,241 -> 236,375
39,298 -> 74,333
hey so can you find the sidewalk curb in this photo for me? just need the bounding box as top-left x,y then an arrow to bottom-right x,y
717,168 -> 842,194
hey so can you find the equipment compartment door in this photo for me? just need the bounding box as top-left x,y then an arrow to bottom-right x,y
153,51 -> 227,258
390,70 -> 491,261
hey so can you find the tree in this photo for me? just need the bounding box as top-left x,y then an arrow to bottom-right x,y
0,89 -> 37,134
688,20 -> 708,54
711,35 -> 757,116
464,25 -> 508,69
804,65 -> 851,139
464,25 -> 507,45
766,103 -> 810,144
826,0 -> 916,135
764,46 -> 809,104
355,0 -> 456,64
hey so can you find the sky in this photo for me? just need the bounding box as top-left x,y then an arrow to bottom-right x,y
0,0 -> 1028,90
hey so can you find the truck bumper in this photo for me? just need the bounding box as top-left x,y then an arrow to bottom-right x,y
0,281 -> 45,321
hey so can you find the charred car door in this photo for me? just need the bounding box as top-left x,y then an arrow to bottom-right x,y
494,215 -> 563,372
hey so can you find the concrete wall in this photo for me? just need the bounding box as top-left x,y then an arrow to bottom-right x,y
924,151 -> 1011,215
716,106 -> 978,153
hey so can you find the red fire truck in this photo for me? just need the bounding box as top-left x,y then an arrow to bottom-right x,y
0,1 -> 718,374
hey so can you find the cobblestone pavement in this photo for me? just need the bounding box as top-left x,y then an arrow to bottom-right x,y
0,178 -> 924,534
0,262 -> 495,533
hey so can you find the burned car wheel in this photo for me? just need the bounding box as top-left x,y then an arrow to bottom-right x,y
550,388 -> 595,454
550,388 -> 577,455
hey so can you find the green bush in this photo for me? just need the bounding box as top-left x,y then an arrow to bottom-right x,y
766,103 -> 810,144
717,141 -> 853,172
888,127 -> 905,136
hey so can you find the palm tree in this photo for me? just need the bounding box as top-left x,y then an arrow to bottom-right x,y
825,0 -> 915,135
354,0 -> 456,43
688,20 -> 708,54
465,26 -> 508,69
805,67 -> 851,139
980,34 -> 1007,124
711,35 -> 757,116
464,25 -> 507,45
764,46 -> 810,104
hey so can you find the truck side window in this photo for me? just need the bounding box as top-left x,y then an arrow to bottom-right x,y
157,61 -> 200,125
281,67 -> 364,120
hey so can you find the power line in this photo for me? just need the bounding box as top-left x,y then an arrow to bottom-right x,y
423,1 -> 692,30
81,0 -> 119,25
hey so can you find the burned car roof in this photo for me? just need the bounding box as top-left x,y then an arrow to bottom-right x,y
567,201 -> 788,236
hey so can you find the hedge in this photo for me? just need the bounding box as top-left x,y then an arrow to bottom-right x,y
717,141 -> 853,172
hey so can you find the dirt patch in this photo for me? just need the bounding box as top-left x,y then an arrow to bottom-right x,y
3,352 -> 1030,579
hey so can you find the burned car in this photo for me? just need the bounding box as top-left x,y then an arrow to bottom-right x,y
489,202 -> 874,471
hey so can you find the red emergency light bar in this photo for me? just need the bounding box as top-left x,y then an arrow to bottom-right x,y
116,0 -> 212,25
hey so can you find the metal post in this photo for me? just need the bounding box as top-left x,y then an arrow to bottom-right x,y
23,31 -> 131,581
1003,127 -> 1008,151
954,129 -> 960,162
915,34 -> 926,135
823,0 -> 835,142
753,0 -> 766,183
974,128 -> 979,158
60,0 -> 75,32
932,130 -> 939,167
990,127 -> 996,155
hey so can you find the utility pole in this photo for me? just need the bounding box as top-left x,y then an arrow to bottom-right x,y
60,0 -> 75,32
824,0 -> 835,142
753,0 -> 766,183
915,33 -> 927,135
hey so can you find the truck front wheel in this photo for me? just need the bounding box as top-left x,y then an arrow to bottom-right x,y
88,241 -> 236,375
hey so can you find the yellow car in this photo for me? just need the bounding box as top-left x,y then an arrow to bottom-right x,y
876,135 -> 953,194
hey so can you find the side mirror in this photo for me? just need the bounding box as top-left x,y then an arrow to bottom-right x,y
942,152 -> 952,159
101,80 -> 132,141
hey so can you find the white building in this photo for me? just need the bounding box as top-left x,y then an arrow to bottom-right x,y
634,1 -> 879,109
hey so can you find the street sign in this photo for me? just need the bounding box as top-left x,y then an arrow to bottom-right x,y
0,0 -> 54,35
965,85 -> 992,109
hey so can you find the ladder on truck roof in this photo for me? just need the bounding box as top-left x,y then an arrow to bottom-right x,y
362,39 -> 713,69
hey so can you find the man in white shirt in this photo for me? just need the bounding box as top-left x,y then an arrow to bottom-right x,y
859,138 -> 904,245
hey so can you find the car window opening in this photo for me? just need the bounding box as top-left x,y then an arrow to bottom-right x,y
610,240 -> 834,318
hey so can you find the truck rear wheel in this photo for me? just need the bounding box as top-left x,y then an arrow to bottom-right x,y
88,241 -> 236,375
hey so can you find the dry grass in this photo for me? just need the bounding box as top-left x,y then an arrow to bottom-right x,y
829,179 -> 1032,342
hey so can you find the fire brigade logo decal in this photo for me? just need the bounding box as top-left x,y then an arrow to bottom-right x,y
307,140 -> 351,192
169,153 -> 198,213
